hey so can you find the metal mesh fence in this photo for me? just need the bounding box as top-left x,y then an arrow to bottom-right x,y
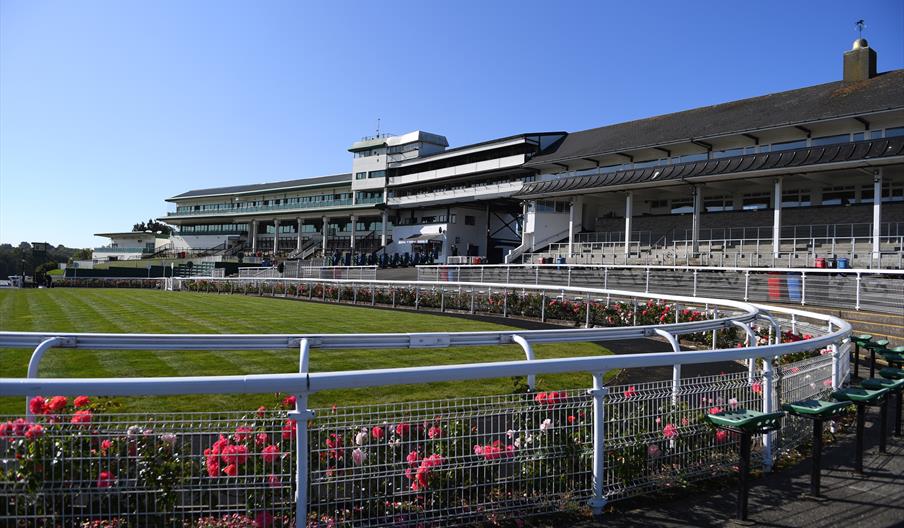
0,352 -> 838,527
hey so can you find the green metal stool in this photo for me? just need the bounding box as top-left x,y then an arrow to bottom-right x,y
851,334 -> 872,379
782,400 -> 852,498
865,339 -> 889,378
879,351 -> 904,370
832,387 -> 890,474
874,368 -> 904,437
706,409 -> 785,522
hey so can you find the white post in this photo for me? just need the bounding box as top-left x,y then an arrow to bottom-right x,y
872,169 -> 882,261
624,192 -> 633,256
762,356 -> 775,472
692,185 -> 702,256
321,216 -> 329,255
380,209 -> 388,247
296,218 -> 303,252
568,200 -> 576,259
588,372 -> 608,517
293,338 -> 314,528
511,335 -> 536,390
251,219 -> 258,254
350,215 -> 356,253
773,177 -> 782,259
273,219 -> 280,255
655,329 -> 682,405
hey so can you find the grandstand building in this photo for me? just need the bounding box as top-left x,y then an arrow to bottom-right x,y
155,39 -> 904,267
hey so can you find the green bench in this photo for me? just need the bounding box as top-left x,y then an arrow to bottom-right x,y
866,370 -> 904,438
851,334 -> 872,379
782,400 -> 852,498
832,387 -> 890,474
706,409 -> 784,522
865,338 -> 889,378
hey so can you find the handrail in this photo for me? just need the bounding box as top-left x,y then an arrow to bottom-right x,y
416,262 -> 904,275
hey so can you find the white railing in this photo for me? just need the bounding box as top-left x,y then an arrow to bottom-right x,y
0,276 -> 853,526
417,264 -> 904,315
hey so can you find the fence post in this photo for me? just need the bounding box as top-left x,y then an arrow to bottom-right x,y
762,356 -> 775,472
440,288 -> 445,312
503,288 -> 508,317
293,338 -> 314,528
588,372 -> 609,518
655,329 -> 681,405
540,291 -> 546,322
800,272 -> 807,306
585,296 -> 592,328
644,268 -> 650,293
25,337 -> 67,420
512,335 -> 536,390
692,270 -> 698,297
744,271 -> 750,302
855,273 -> 861,310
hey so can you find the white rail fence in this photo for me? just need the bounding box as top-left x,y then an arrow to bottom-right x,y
0,277 -> 853,527
417,264 -> 904,315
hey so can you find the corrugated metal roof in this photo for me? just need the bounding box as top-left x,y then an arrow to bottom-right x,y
516,136 -> 904,198
526,70 -> 904,167
167,173 -> 352,201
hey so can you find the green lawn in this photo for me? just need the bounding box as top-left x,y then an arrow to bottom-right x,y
0,289 -> 611,414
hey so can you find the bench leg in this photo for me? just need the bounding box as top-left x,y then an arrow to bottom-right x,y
869,349 -> 876,378
879,398 -> 888,454
738,432 -> 751,521
855,404 -> 865,474
811,419 -> 823,497
853,345 -> 860,379
896,391 -> 902,438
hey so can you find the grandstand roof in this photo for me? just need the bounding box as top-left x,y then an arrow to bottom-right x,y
167,173 -> 351,201
525,69 -> 904,168
516,136 -> 904,199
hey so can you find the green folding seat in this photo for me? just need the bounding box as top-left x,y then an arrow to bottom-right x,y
851,334 -> 872,379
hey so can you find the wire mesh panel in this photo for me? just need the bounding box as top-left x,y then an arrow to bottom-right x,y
604,372 -> 764,502
307,392 -> 593,527
0,406 -> 296,527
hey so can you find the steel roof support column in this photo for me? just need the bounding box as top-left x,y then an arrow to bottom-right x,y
380,210 -> 388,247
321,216 -> 329,256
872,169 -> 882,262
251,219 -> 258,254
568,199 -> 576,259
588,371 -> 609,518
273,219 -> 280,256
624,192 -> 633,257
350,215 -> 356,254
692,185 -> 702,257
773,177 -> 783,259
296,218 -> 303,252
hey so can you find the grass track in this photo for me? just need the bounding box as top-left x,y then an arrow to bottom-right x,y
0,289 -> 612,414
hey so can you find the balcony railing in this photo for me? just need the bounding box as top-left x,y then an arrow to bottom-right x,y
92,247 -> 149,253
167,199 -> 364,218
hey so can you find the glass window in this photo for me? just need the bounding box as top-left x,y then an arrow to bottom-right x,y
811,134 -> 850,147
853,132 -> 866,141
464,215 -> 476,226
781,189 -> 811,208
821,186 -> 855,206
649,199 -> 668,209
703,196 -> 733,212
742,193 -> 770,210
885,126 -> 904,138
771,139 -> 808,152
368,170 -> 386,179
355,172 -> 367,180
713,148 -> 744,159
671,199 -> 693,214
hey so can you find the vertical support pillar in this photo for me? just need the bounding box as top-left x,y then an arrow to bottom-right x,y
251,219 -> 259,254
350,215 -> 356,253
381,209 -> 388,247
296,218 -> 303,252
273,219 -> 281,255
655,329 -> 682,406
568,199 -> 576,258
321,216 -> 329,256
773,177 -> 782,259
293,338 -> 314,528
872,169 -> 882,261
692,185 -> 702,256
588,372 -> 608,518
762,356 -> 775,472
624,192 -> 633,256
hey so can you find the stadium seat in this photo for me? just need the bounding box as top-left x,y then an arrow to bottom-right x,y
832,387 -> 890,473
781,400 -> 852,498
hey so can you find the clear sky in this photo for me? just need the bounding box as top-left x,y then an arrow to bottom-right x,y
1,0 -> 902,248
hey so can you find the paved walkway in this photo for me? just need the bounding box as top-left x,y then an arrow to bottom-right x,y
589,408 -> 903,528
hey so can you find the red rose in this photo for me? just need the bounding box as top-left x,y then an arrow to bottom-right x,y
281,419 -> 296,440
262,444 -> 280,464
29,396 -> 47,416
395,423 -> 410,437
25,424 -> 44,441
371,426 -> 384,440
222,464 -> 238,476
283,395 -> 297,408
73,396 -> 91,408
97,471 -> 113,488
427,426 -> 443,439
221,444 -> 249,466
71,410 -> 92,425
47,396 -> 68,412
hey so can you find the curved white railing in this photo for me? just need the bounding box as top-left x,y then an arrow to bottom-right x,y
0,276 -> 854,526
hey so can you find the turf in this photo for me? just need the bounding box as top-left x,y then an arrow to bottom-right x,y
0,289 -> 611,414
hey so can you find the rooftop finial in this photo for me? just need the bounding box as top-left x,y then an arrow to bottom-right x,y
856,19 -> 865,39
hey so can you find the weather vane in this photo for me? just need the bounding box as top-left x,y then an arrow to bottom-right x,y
855,19 -> 865,40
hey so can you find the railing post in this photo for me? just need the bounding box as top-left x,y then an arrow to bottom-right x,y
800,272 -> 807,305
655,329 -> 682,405
293,338 -> 314,528
25,336 -> 68,420
644,267 -> 650,293
855,273 -> 861,311
585,296 -> 592,328
503,288 -> 508,317
511,335 -> 536,390
588,372 -> 608,518
540,291 -> 546,322
692,270 -> 698,297
762,356 -> 775,472
744,271 -> 750,302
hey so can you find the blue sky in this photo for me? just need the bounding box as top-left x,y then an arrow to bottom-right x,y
1,0 -> 902,248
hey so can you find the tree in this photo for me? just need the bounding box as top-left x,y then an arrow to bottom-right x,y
133,219 -> 174,235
